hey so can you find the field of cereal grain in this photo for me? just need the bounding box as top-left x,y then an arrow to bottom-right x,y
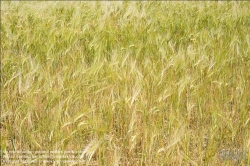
1,1 -> 250,165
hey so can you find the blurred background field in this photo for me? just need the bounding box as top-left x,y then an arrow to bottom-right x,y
1,1 -> 250,165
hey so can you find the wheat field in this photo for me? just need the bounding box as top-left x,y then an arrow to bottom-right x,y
1,1 -> 250,165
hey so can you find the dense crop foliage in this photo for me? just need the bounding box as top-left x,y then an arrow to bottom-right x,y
1,1 -> 250,165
